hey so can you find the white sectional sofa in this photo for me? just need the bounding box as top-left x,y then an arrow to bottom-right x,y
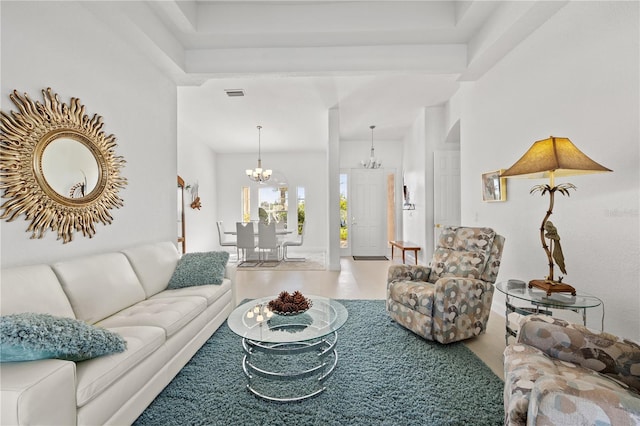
0,241 -> 236,425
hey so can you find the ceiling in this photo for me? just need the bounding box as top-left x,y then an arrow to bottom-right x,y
87,1 -> 567,154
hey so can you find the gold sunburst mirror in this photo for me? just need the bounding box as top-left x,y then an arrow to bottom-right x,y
0,88 -> 127,243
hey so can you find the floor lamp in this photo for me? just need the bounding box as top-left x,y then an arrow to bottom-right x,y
500,136 -> 612,295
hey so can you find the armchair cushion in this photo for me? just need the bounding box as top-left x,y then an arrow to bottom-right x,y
429,227 -> 495,281
388,281 -> 435,316
430,248 -> 487,279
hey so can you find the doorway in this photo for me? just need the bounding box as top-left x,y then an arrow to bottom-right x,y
433,150 -> 461,249
349,168 -> 388,257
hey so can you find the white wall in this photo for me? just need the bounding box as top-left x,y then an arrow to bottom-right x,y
177,125 -> 218,253
1,2 -> 177,267
459,1 -> 640,338
402,111 -> 428,263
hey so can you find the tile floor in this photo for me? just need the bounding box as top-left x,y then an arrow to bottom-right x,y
235,254 -> 506,380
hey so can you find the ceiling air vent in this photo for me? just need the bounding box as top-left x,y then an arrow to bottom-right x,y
224,89 -> 245,97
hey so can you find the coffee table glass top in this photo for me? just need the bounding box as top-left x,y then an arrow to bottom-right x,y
227,295 -> 348,343
495,281 -> 601,309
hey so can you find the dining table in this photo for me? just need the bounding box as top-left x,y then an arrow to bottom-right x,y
224,230 -> 292,236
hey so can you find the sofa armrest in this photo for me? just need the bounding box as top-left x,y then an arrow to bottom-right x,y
225,263 -> 238,307
387,265 -> 432,285
1,359 -> 76,425
518,315 -> 640,392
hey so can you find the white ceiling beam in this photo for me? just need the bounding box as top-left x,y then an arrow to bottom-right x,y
150,0 -> 197,33
83,2 -> 208,85
194,1 -> 455,35
460,0 -> 569,80
185,44 -> 467,76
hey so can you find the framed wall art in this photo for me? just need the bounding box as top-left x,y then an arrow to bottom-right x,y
481,170 -> 506,202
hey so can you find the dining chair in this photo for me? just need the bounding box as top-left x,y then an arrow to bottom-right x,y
217,221 -> 238,259
282,221 -> 306,262
258,221 -> 281,265
236,222 -> 257,265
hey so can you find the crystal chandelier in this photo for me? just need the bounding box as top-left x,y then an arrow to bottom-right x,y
246,125 -> 272,183
361,125 -> 382,169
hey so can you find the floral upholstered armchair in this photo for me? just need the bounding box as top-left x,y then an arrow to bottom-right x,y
386,226 -> 504,344
504,315 -> 640,426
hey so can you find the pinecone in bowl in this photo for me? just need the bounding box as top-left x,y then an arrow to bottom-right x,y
268,291 -> 311,314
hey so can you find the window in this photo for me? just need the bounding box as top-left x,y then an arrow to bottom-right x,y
340,174 -> 348,248
297,186 -> 305,234
259,186 -> 288,226
241,185 -> 304,233
241,186 -> 250,222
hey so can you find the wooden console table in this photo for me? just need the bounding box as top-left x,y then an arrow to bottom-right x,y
389,241 -> 421,265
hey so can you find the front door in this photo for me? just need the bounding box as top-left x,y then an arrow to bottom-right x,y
350,168 -> 387,256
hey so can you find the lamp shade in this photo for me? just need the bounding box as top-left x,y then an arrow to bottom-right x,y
501,137 -> 612,178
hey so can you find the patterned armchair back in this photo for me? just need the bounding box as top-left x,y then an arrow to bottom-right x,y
428,227 -> 504,284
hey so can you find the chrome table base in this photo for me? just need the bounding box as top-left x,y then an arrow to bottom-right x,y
241,329 -> 338,402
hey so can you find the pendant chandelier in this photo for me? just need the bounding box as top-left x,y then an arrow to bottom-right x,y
361,125 -> 382,169
246,125 -> 272,183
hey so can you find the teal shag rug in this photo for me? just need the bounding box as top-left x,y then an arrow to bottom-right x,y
134,300 -> 504,425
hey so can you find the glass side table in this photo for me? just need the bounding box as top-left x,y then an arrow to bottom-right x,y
494,280 -> 602,345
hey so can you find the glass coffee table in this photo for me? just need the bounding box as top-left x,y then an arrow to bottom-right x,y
227,295 -> 348,402
495,280 -> 602,345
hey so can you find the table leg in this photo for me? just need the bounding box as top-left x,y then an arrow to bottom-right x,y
504,295 -> 510,346
241,331 -> 338,402
402,250 -> 406,264
391,245 -> 395,260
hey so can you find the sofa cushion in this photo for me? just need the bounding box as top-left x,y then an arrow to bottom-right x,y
504,342 -> 640,425
151,278 -> 232,306
96,296 -> 207,337
0,264 -> 75,318
75,325 -> 165,407
519,315 -> 640,393
52,253 -> 146,324
0,313 -> 126,362
167,251 -> 229,289
122,242 -> 181,298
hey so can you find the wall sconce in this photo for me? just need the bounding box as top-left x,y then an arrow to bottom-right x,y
187,182 -> 201,210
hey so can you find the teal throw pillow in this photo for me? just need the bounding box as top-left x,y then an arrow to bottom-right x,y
167,251 -> 229,289
0,313 -> 126,363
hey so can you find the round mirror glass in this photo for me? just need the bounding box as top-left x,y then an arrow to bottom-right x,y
41,138 -> 99,199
